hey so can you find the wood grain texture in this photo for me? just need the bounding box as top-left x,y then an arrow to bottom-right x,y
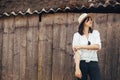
63,13 -> 74,80
0,22 -> 3,80
52,13 -> 61,80
3,16 -> 15,33
15,15 -> 27,28
0,18 -> 3,30
26,15 -> 39,80
38,21 -> 45,80
13,28 -> 20,80
41,14 -> 53,80
94,13 -> 108,80
2,17 -> 14,80
20,28 -> 27,80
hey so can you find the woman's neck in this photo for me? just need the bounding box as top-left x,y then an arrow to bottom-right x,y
83,26 -> 89,34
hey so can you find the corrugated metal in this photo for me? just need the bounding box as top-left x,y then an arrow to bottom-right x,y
0,0 -> 120,17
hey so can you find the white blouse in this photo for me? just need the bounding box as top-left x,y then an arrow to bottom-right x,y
72,30 -> 101,62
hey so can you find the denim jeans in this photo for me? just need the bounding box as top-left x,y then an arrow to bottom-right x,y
75,60 -> 102,80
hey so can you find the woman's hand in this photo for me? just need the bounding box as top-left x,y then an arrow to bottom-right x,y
75,68 -> 82,79
73,46 -> 81,52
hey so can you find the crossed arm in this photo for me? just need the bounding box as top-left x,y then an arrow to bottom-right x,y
73,44 -> 100,52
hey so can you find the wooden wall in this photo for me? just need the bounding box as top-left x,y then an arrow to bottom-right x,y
0,13 -> 120,80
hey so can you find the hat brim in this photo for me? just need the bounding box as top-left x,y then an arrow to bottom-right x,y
88,13 -> 94,19
79,13 -> 94,25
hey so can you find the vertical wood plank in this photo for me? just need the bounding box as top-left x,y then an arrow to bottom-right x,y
3,16 -> 15,33
40,14 -> 53,80
19,16 -> 27,80
52,13 -> 67,80
0,32 -> 2,80
20,28 -> 27,80
105,13 -> 113,80
38,21 -> 46,80
26,27 -> 34,80
64,13 -> 75,80
0,18 -> 3,80
0,18 -> 3,30
2,33 -> 14,80
2,33 -> 9,80
7,34 -> 14,80
94,13 -> 108,80
15,15 -> 27,28
2,17 -> 14,80
117,15 -> 120,80
52,13 -> 61,80
58,13 -> 67,80
26,15 -> 39,80
13,15 -> 27,80
73,13 -> 79,33
109,13 -> 120,80
13,28 -> 20,80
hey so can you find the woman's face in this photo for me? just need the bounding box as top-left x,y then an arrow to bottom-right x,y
84,17 -> 92,27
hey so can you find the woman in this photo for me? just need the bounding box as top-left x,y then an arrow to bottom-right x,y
72,13 -> 102,80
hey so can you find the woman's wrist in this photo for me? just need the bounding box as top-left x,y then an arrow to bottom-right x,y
75,65 -> 80,69
75,67 -> 80,71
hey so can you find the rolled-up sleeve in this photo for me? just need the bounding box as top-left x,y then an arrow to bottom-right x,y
93,30 -> 102,49
72,33 -> 80,48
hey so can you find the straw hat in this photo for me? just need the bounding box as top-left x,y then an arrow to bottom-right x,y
78,13 -> 93,25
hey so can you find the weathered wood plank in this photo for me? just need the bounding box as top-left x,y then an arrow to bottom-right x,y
13,15 -> 27,80
0,31 -> 3,80
0,18 -> 3,80
52,13 -> 67,80
105,13 -> 113,80
57,13 -> 67,80
2,17 -> 14,80
110,13 -> 120,80
38,14 -> 48,80
20,28 -> 27,80
114,14 -> 120,80
2,34 -> 14,80
3,16 -> 15,33
13,28 -> 20,80
26,15 -> 39,80
0,34 -> 2,80
117,16 -> 120,80
2,33 -> 9,80
0,18 -> 3,30
94,13 -> 108,80
7,34 -> 14,80
73,13 -> 79,33
63,13 -> 74,80
15,15 -> 27,28
40,14 -> 53,80
38,21 -> 45,80
28,14 -> 39,28
26,27 -> 35,80
52,13 -> 61,80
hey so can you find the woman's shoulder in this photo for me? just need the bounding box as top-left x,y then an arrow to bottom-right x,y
93,30 -> 100,34
73,32 -> 81,36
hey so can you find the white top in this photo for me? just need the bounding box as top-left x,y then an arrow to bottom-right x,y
72,30 -> 101,62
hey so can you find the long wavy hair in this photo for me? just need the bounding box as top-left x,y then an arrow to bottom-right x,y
78,16 -> 93,35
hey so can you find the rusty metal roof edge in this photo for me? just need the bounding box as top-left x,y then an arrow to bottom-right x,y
0,3 -> 120,17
